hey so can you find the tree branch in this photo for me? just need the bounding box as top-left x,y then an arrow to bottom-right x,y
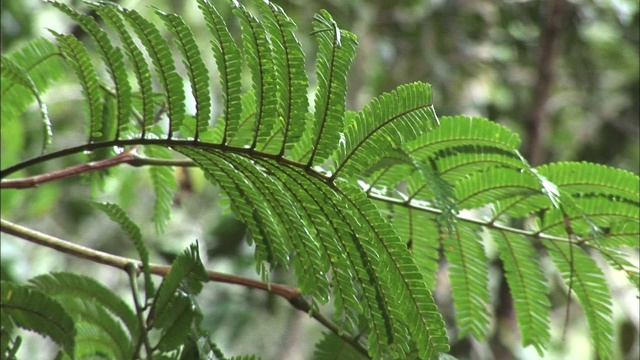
0,148 -> 196,189
0,218 -> 370,358
524,0 -> 568,166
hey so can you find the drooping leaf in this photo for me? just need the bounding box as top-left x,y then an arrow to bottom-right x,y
118,6 -> 185,138
144,144 -> 178,234
157,10 -> 211,141
1,281 -> 75,355
543,240 -> 615,359
49,31 -> 104,142
307,10 -> 357,166
0,56 -> 51,152
49,1 -> 132,140
490,230 -> 551,355
91,201 -> 155,297
0,37 -> 65,126
443,225 -> 492,339
28,272 -> 139,341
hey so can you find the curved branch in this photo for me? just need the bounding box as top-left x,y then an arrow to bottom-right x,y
0,217 -> 370,358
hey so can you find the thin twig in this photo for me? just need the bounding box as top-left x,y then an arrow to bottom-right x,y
0,218 -> 370,358
125,263 -> 153,358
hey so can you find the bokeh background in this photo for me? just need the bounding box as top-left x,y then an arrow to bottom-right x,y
2,0 -> 638,359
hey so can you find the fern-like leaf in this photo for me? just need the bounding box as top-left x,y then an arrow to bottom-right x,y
1,281 -> 75,355
334,82 -> 438,178
91,201 -> 155,298
0,56 -> 51,152
149,242 -> 208,327
118,7 -> 185,138
157,10 -> 211,141
175,147 -> 292,275
0,37 -> 65,125
27,272 -> 139,343
49,1 -> 132,140
231,2 -> 279,150
543,240 -> 614,359
490,230 -> 551,355
50,31 -> 103,142
196,0 -> 242,145
443,225 -> 492,339
254,0 -> 309,154
144,144 -> 178,234
95,3 -> 155,137
307,10 -> 357,167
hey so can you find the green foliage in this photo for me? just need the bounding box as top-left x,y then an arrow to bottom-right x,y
0,245 -> 242,360
92,201 -> 156,298
1,280 -> 75,355
0,0 -> 638,359
314,333 -> 368,360
0,37 -> 65,142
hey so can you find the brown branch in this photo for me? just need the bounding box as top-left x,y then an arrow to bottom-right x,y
524,0 -> 568,166
0,218 -> 370,358
0,218 -> 300,299
0,149 -> 196,189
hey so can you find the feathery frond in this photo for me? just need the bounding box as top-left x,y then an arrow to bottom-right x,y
1,281 -> 75,355
118,6 -> 185,139
50,31 -> 104,142
307,10 -> 357,167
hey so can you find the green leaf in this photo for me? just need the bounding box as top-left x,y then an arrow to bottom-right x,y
307,10 -> 357,166
490,230 -> 551,355
49,0 -> 132,140
95,3 -> 155,137
63,301 -> 132,359
537,162 -> 639,204
144,144 -> 178,234
118,6 -> 185,138
443,225 -> 491,339
0,37 -> 65,126
49,31 -> 103,142
1,56 -> 51,152
1,280 -> 75,355
27,272 -> 138,342
149,242 -> 208,326
334,82 -> 438,178
154,292 -> 198,352
543,240 -> 614,359
196,0 -> 242,145
313,332 -> 368,360
91,201 -> 155,298
157,10 -> 211,141
384,204 -> 440,289
254,0 -> 309,154
232,1 -> 279,150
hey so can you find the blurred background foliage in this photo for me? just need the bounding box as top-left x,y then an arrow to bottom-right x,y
1,0 -> 638,359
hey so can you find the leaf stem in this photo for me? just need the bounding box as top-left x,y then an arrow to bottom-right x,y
125,262 -> 153,359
